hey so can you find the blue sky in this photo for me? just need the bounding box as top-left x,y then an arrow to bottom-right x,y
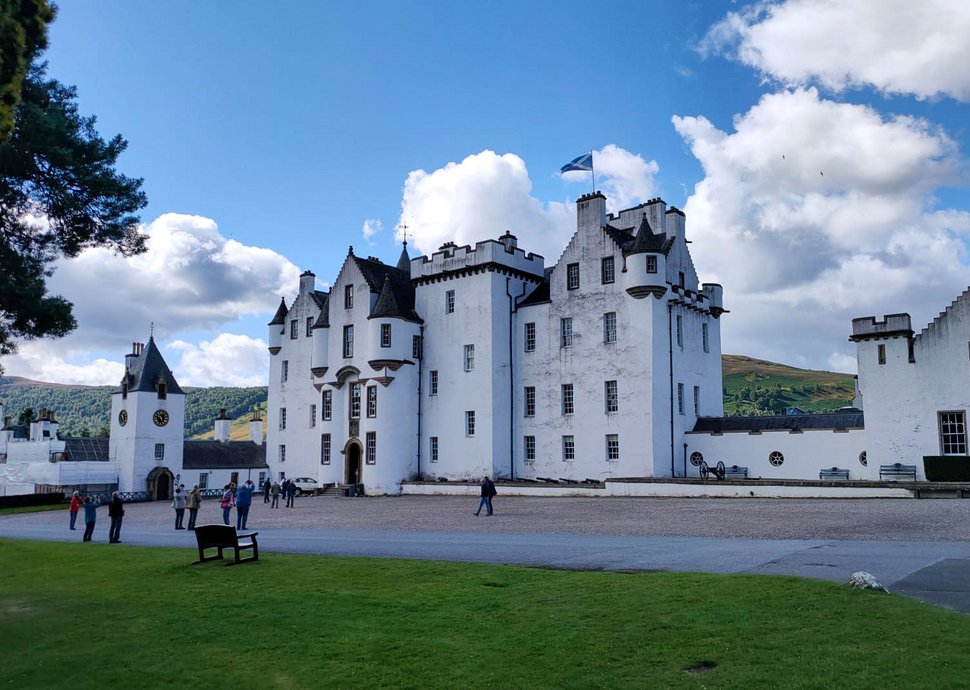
6,0 -> 970,385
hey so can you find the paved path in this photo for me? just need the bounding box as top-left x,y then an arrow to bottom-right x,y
3,495 -> 969,613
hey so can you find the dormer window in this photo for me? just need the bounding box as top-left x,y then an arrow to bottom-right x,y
158,381 -> 167,400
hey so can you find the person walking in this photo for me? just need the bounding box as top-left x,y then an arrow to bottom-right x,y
68,490 -> 82,530
107,491 -> 124,543
474,476 -> 496,516
236,479 -> 254,530
270,480 -> 281,509
263,478 -> 271,504
172,484 -> 187,529
485,476 -> 497,515
81,496 -> 101,542
186,484 -> 201,530
285,478 -> 296,508
220,484 -> 234,526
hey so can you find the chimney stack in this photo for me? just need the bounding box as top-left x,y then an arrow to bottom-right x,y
214,408 -> 231,443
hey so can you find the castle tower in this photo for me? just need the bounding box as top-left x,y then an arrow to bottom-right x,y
109,337 -> 185,498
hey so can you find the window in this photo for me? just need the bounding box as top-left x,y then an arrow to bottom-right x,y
769,450 -> 784,466
279,408 -> 287,430
606,434 -> 619,461
446,290 -> 455,314
603,312 -> 617,344
679,271 -> 685,287
366,432 -> 376,464
524,386 -> 536,417
560,318 -> 573,347
646,255 -> 657,274
413,335 -> 423,360
859,450 -> 867,467
562,435 -> 575,461
350,383 -> 361,420
877,344 -> 886,365
939,412 -> 968,455
343,325 -> 354,358
381,324 -> 392,348
601,256 -> 615,284
693,386 -> 700,416
429,370 -> 438,396
525,436 -> 536,462
199,472 -> 208,489
677,384 -> 684,415
259,471 -> 266,487
154,443 -> 164,461
605,380 -> 618,413
279,444 -> 286,463
367,386 -> 377,418
344,284 -> 354,309
566,263 -> 580,290
676,315 -> 683,347
689,452 -> 703,467
430,436 -> 439,463
464,344 -> 475,371
321,434 -> 331,465
702,323 -> 710,353
562,383 -> 574,415
310,404 -> 317,428
306,316 -> 313,337
525,322 -> 536,352
322,390 -> 332,420
465,411 -> 475,437
157,382 -> 167,400
281,360 -> 289,382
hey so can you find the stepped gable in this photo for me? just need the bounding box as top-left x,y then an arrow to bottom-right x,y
603,224 -> 634,251
626,214 -> 669,255
312,291 -> 330,328
119,337 -> 183,395
183,440 -> 267,470
352,255 -> 421,323
268,297 -> 288,325
692,409 -> 864,433
518,267 -> 554,307
916,286 -> 970,341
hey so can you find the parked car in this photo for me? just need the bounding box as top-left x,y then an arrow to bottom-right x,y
290,477 -> 318,496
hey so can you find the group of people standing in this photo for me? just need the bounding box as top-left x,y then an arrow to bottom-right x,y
266,478 -> 296,509
68,490 -> 124,543
171,484 -> 202,530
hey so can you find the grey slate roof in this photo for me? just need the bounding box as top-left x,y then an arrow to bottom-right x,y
312,291 -> 331,328
352,256 -> 422,323
691,409 -> 864,433
603,224 -> 635,250
268,297 -> 288,325
118,337 -> 184,395
370,275 -> 405,319
627,214 -> 669,254
518,267 -> 554,307
396,244 -> 411,271
182,441 -> 268,470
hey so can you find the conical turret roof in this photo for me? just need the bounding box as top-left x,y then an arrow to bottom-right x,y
627,214 -> 668,254
396,243 -> 411,272
268,297 -> 288,325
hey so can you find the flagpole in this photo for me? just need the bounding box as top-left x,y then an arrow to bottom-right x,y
590,150 -> 595,194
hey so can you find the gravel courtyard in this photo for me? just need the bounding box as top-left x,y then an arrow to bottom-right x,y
6,494 -> 970,542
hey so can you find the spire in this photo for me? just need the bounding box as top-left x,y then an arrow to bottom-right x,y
396,242 -> 410,272
121,337 -> 184,395
268,297 -> 288,325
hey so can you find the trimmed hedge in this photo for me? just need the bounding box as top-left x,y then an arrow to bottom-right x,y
0,492 -> 66,509
923,455 -> 970,482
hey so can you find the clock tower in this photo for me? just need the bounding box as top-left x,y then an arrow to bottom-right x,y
109,337 -> 185,498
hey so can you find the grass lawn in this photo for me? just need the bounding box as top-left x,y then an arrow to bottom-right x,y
2,539 -> 969,689
0,503 -> 66,516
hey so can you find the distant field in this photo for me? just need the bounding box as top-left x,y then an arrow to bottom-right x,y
722,354 -> 855,415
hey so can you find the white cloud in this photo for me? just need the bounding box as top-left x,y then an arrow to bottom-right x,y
3,213 -> 298,384
362,218 -> 383,245
673,88 -> 970,370
397,147 -> 658,263
168,333 -> 268,387
702,0 -> 970,101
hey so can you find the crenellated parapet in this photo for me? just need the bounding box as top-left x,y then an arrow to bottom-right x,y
411,236 -> 545,285
849,314 -> 913,341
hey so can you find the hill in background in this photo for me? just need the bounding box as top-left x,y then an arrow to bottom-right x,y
721,355 -> 855,415
0,354 -> 857,435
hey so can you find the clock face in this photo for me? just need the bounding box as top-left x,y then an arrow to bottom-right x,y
118,410 -> 128,426
153,410 -> 170,427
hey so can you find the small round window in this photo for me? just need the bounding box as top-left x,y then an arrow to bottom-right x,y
859,451 -> 867,467
769,451 -> 784,467
690,451 -> 704,467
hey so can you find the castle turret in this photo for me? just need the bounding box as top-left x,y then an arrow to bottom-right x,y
367,274 -> 420,367
310,300 -> 331,377
623,213 -> 668,299
214,408 -> 231,443
268,297 -> 287,355
701,283 -> 724,317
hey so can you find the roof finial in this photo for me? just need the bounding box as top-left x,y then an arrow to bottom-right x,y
149,322 -> 155,340
398,222 -> 409,247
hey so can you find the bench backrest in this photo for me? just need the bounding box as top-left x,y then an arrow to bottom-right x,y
195,524 -> 239,547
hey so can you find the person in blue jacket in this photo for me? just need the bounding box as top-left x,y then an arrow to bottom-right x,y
81,496 -> 102,542
235,479 -> 254,530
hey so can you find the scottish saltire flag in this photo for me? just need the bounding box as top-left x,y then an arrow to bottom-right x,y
560,152 -> 593,173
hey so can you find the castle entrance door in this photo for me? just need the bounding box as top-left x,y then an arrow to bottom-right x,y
147,467 -> 174,501
345,442 -> 362,486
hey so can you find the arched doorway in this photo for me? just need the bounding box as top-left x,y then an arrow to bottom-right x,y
344,441 -> 362,485
147,467 -> 175,501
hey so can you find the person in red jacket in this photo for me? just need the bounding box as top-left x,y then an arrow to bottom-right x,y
68,491 -> 82,530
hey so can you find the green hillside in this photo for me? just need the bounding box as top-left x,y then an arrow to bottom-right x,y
721,354 -> 855,415
0,377 -> 267,438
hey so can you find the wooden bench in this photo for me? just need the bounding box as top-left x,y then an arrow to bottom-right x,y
880,463 -> 917,481
819,467 -> 850,480
191,525 -> 259,566
723,465 -> 749,480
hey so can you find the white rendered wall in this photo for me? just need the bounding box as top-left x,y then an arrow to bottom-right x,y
109,390 -> 184,493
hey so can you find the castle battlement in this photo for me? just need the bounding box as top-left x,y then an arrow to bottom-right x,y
850,313 -> 913,341
411,236 -> 545,281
